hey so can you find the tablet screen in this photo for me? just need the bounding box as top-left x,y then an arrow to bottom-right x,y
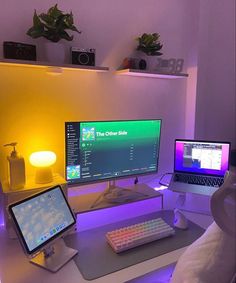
9,185 -> 76,254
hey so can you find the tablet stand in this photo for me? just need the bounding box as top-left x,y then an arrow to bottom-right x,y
30,238 -> 78,272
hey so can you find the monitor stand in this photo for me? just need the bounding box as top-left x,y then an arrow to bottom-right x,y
30,238 -> 78,272
91,180 -> 150,209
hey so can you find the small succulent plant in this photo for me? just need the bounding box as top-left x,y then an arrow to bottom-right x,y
136,33 -> 163,56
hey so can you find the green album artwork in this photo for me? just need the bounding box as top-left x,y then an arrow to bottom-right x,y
67,165 -> 80,179
82,127 -> 95,141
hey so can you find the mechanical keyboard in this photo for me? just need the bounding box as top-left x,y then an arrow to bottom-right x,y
106,218 -> 175,253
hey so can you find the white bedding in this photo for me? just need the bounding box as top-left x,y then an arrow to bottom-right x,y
170,222 -> 236,283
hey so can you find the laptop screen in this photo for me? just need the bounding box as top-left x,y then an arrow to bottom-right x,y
175,140 -> 230,176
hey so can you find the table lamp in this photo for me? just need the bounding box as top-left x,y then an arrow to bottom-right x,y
29,151 -> 57,184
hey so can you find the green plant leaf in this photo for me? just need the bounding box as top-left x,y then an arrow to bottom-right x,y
60,30 -> 73,41
70,25 -> 81,33
45,30 -> 61,42
27,11 -> 44,38
39,14 -> 54,25
65,12 -> 73,27
48,4 -> 62,18
26,27 -> 43,38
27,4 -> 80,42
33,10 -> 42,28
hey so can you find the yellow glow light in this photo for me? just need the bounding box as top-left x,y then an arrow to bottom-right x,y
29,151 -> 56,167
29,151 -> 57,184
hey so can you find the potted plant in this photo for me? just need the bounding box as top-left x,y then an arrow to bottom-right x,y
136,33 -> 163,56
27,4 -> 81,63
136,33 -> 163,70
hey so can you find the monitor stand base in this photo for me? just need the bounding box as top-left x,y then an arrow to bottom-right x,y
30,238 -> 78,272
90,180 -> 150,208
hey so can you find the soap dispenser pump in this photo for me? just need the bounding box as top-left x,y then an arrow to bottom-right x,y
4,142 -> 26,190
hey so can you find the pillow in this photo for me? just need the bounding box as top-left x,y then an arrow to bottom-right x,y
170,222 -> 236,283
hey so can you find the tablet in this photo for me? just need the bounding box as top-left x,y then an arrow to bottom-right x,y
8,185 -> 76,255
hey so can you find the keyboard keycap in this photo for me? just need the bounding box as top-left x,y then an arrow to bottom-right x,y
106,218 -> 175,253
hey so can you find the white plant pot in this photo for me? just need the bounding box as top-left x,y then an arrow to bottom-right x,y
134,51 -> 162,71
142,54 -> 161,71
45,42 -> 66,64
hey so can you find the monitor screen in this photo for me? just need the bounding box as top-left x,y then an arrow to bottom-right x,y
8,186 -> 76,255
65,119 -> 162,185
175,140 -> 230,176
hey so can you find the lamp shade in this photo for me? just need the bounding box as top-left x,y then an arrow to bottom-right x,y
29,151 -> 56,167
29,151 -> 56,184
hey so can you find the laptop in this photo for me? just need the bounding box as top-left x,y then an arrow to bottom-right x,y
168,139 -> 231,196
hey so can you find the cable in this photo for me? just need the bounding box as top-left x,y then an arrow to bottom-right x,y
158,172 -> 173,187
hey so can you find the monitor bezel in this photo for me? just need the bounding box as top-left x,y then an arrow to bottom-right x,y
65,119 -> 162,186
8,185 -> 76,255
174,139 -> 231,176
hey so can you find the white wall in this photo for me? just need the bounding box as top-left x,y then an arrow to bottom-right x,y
0,0 -> 199,182
195,0 -> 236,148
0,0 -> 234,222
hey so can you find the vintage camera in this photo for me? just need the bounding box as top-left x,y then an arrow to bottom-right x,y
3,41 -> 36,61
71,48 -> 95,66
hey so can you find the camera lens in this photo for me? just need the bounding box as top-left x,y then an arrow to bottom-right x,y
78,53 -> 89,65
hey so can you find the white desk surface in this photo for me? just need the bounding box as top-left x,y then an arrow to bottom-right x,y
0,207 -> 213,283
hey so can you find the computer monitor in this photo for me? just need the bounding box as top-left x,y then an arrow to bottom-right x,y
65,119 -> 162,205
8,185 -> 78,272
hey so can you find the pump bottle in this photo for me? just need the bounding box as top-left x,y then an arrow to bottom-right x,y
4,142 -> 26,190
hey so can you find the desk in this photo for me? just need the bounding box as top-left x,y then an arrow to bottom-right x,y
0,205 -> 213,283
0,225 -> 186,283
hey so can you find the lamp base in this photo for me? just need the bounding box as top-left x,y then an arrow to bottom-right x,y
35,167 -> 53,184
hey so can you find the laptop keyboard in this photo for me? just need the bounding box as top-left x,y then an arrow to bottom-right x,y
175,174 -> 224,187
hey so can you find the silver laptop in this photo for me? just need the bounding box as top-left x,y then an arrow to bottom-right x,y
168,139 -> 231,196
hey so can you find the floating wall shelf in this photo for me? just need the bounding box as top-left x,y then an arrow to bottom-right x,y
0,59 -> 109,73
116,69 -> 189,79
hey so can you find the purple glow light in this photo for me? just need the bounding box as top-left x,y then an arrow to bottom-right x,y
0,215 -> 4,227
0,211 -> 3,226
154,185 -> 168,191
0,211 -> 4,227
76,197 -> 163,232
